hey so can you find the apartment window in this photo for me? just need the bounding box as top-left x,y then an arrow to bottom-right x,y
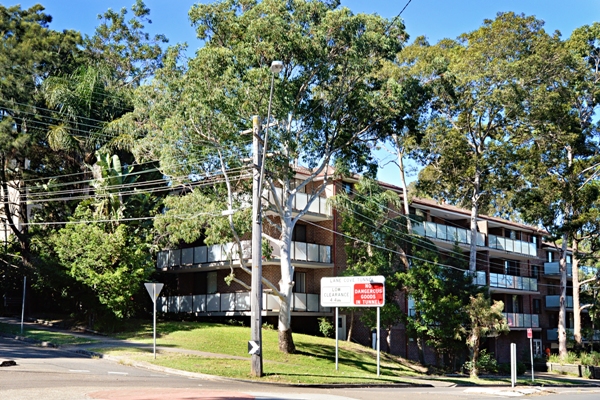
207,271 -> 217,294
546,251 -> 554,263
567,254 -> 573,264
532,299 -> 541,314
293,272 -> 306,293
531,265 -> 540,279
505,260 -> 518,276
292,225 -> 306,242
341,182 -> 353,194
505,229 -> 516,240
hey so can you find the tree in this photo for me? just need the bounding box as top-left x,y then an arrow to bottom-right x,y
328,177 -> 408,351
513,22 -> 600,357
402,241 -> 482,368
465,293 -> 508,378
50,152 -> 157,323
0,4 -> 80,269
134,0 -> 407,353
406,13 -> 552,271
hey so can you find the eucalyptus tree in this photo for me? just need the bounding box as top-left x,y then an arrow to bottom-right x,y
0,4 -> 80,271
513,22 -> 600,356
404,13 -> 551,271
134,0 -> 407,353
328,177 -> 407,351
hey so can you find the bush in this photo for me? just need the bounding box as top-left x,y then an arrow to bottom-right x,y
464,349 -> 498,374
498,361 -> 526,376
318,317 -> 334,338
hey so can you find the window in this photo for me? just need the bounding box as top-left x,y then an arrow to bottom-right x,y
532,298 -> 541,314
207,271 -> 217,294
341,182 -> 353,194
292,225 -> 306,242
531,265 -> 540,279
505,260 -> 518,276
293,272 -> 306,293
546,251 -> 554,263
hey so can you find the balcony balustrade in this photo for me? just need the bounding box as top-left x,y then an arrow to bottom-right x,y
544,262 -> 597,278
471,271 -> 538,292
268,187 -> 331,217
547,328 -> 600,341
545,295 -> 573,309
157,240 -> 332,269
503,313 -> 539,328
157,292 -> 329,314
488,234 -> 537,257
412,221 -> 485,247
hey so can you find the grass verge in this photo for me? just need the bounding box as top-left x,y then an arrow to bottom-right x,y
0,321 -> 97,346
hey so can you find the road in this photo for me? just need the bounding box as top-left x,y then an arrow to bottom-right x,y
2,336 -> 600,400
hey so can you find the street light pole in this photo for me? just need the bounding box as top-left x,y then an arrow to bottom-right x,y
250,114 -> 263,377
249,61 -> 283,378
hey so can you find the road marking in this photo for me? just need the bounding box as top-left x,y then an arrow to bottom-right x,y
69,369 -> 90,373
108,371 -> 128,375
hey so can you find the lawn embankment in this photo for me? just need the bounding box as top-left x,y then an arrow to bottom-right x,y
100,321 -> 425,384
0,321 -> 97,346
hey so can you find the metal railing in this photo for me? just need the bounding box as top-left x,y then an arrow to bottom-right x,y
268,187 -> 331,217
547,328 -> 600,341
489,272 -> 538,291
545,295 -> 573,308
488,234 -> 537,257
157,292 -> 329,313
157,240 -> 332,268
544,262 -> 597,277
503,313 -> 540,328
412,221 -> 485,247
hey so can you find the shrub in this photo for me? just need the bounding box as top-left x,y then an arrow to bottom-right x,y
498,361 -> 526,375
318,317 -> 334,338
463,349 -> 498,374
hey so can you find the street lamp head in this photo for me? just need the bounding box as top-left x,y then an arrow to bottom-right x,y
270,60 -> 284,74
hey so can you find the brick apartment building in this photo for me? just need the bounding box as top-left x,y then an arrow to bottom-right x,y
155,174 -> 598,365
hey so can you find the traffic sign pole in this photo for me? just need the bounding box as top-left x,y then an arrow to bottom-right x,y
377,306 -> 381,376
144,283 -> 164,360
335,307 -> 339,371
528,328 -> 534,382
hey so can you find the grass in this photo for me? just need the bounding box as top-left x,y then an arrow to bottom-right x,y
99,320 -> 590,385
0,322 -> 97,346
103,321 -> 425,384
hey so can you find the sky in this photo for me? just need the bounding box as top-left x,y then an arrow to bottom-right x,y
15,0 -> 600,186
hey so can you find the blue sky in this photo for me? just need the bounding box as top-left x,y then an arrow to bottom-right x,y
16,0 -> 600,185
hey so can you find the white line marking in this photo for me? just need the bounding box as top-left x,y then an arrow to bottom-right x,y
108,371 -> 128,375
69,370 -> 90,373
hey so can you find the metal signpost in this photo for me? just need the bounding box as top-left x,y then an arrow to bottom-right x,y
321,276 -> 385,376
527,328 -> 534,382
144,282 -> 164,359
510,343 -> 517,388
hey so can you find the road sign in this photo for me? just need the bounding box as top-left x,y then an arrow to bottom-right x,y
321,276 -> 385,307
527,328 -> 532,339
144,282 -> 164,360
144,283 -> 164,302
248,340 -> 260,355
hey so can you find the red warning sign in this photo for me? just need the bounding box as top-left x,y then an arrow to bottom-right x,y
353,283 -> 384,306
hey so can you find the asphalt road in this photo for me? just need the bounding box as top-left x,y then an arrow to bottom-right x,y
2,336 -> 600,400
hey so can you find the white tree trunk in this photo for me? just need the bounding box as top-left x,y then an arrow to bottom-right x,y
558,234 -> 569,358
277,215 -> 295,352
468,173 -> 481,272
572,238 -> 582,346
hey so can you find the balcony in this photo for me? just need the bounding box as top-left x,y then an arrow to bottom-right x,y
268,187 -> 331,219
157,292 -> 329,314
545,295 -> 573,309
488,234 -> 537,257
504,313 -> 540,328
157,240 -> 332,269
489,272 -> 538,292
547,328 -> 600,341
544,262 -> 597,278
413,221 -> 485,247
471,271 -> 538,292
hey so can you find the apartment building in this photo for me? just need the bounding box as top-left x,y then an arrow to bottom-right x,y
155,175 -> 597,364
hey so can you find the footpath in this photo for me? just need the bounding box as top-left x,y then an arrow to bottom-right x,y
1,316 -> 600,396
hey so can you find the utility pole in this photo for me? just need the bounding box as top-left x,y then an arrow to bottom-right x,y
250,115 -> 263,377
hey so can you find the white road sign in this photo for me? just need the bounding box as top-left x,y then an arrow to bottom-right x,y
144,283 -> 164,303
320,275 -> 385,307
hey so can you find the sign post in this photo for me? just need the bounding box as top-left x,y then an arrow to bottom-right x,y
527,328 -> 534,382
321,276 -> 385,376
144,283 -> 164,359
